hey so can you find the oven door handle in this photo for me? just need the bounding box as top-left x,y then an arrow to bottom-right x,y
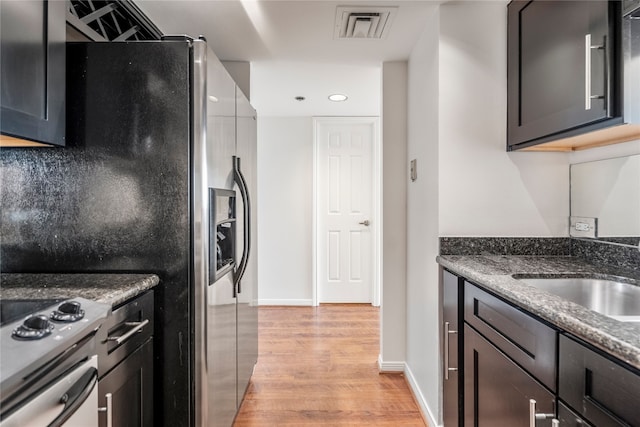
47,367 -> 98,427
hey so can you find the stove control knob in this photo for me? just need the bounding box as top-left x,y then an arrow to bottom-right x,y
24,315 -> 52,330
51,301 -> 85,322
12,315 -> 55,340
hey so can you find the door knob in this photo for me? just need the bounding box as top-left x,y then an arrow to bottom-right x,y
359,220 -> 370,226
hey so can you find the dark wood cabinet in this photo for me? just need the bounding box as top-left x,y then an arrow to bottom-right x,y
446,269 -> 639,426
441,270 -> 463,427
464,324 -> 555,426
462,281 -> 558,426
98,338 -> 154,427
97,291 -> 154,427
507,0 -> 622,150
559,335 -> 640,427
0,0 -> 66,146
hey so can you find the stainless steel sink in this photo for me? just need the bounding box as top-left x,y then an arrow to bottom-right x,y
517,277 -> 640,321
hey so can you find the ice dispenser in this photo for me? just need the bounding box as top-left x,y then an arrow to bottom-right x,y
209,188 -> 236,283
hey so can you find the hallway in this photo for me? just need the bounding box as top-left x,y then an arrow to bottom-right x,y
233,305 -> 426,426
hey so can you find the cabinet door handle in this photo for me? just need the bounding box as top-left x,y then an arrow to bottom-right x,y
529,399 -> 555,427
444,321 -> 458,380
585,34 -> 607,111
106,319 -> 150,345
98,393 -> 113,427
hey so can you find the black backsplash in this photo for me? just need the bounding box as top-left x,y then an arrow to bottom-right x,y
1,145 -> 189,273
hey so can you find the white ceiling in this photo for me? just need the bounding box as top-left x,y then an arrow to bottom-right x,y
136,0 -> 438,116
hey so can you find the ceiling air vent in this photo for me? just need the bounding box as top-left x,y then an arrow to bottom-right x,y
334,6 -> 397,40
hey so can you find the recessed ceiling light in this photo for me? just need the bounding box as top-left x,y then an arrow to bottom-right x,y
295,96 -> 306,101
328,93 -> 348,102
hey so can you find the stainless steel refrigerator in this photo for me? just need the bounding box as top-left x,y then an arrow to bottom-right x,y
0,37 -> 258,427
193,39 -> 259,427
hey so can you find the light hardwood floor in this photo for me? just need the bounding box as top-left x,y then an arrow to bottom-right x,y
233,305 -> 427,426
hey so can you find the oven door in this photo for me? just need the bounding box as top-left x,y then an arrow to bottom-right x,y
0,356 -> 98,427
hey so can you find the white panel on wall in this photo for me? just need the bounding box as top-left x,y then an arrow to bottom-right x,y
350,231 -> 362,281
328,231 -> 341,281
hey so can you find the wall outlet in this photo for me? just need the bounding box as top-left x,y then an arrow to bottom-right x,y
574,222 -> 590,232
569,216 -> 598,239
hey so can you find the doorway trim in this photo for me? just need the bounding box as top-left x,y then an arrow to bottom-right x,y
312,116 -> 381,307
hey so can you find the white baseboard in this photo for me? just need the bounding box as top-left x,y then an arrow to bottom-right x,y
377,354 -> 405,373
404,364 -> 441,427
258,299 -> 313,306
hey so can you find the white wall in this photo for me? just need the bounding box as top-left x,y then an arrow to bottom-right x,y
406,2 -> 571,425
257,117 -> 314,305
405,5 -> 441,426
438,3 -> 569,237
380,62 -> 408,370
571,155 -> 640,236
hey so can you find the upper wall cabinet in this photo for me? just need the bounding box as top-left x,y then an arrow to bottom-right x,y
1,0 -> 66,147
507,0 -> 631,151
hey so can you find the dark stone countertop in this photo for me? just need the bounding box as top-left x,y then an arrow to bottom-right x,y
437,255 -> 640,371
0,273 -> 159,307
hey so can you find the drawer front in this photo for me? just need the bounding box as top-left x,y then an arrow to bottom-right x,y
464,281 -> 557,391
98,290 -> 154,376
559,335 -> 640,427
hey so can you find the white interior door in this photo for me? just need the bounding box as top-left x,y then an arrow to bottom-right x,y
316,118 -> 376,303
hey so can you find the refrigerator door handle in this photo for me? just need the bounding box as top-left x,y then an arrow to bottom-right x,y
233,155 -> 251,294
